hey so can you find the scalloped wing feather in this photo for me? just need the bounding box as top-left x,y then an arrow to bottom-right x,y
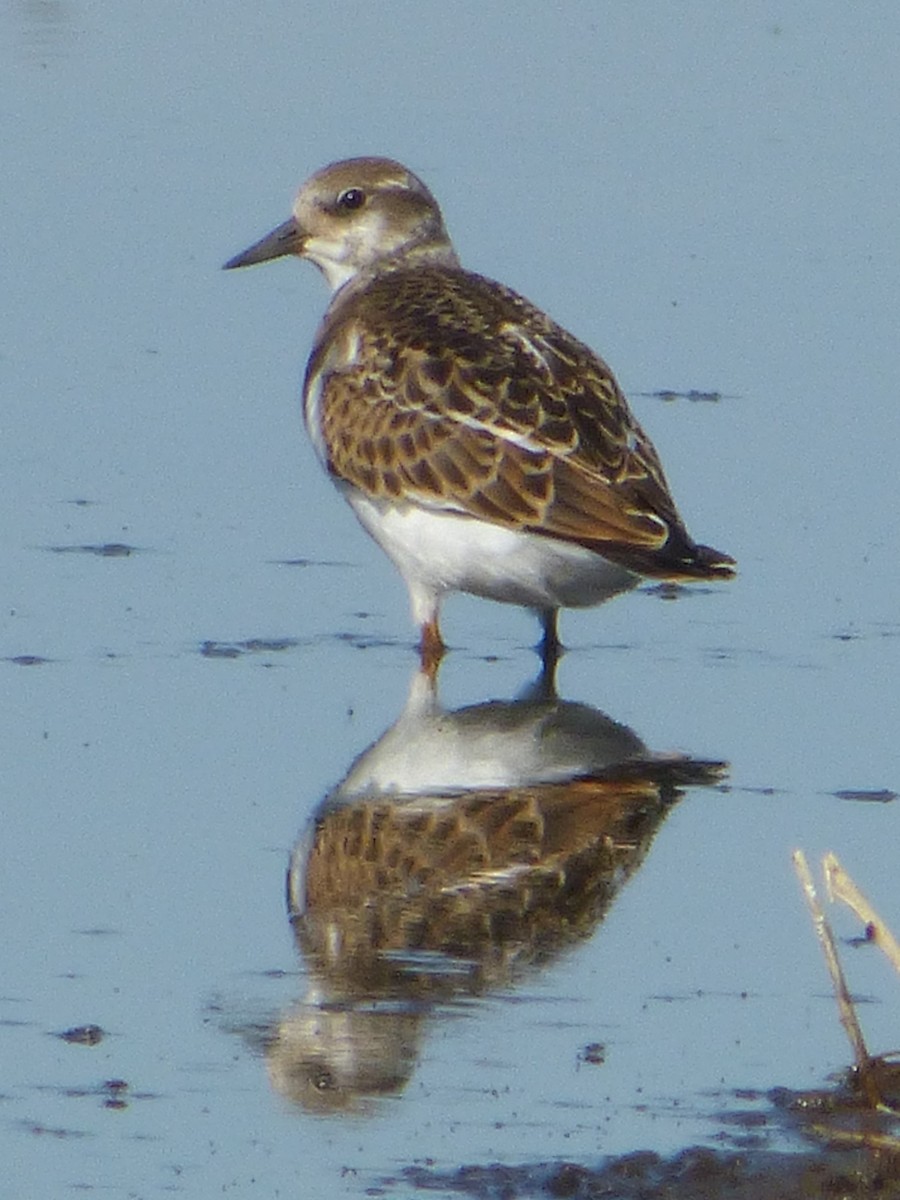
307,268 -> 735,581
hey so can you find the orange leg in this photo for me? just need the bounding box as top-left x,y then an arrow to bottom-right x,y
418,615 -> 446,681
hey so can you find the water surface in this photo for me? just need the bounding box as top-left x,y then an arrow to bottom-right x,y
2,4 -> 898,1196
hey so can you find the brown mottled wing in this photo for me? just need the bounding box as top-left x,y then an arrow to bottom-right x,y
309,268 -> 735,580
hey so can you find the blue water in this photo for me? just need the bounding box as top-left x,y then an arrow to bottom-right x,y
2,3 -> 898,1196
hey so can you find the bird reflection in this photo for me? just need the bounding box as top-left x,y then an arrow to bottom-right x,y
267,662 -> 725,1113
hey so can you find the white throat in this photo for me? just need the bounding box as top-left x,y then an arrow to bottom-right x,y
302,221 -> 461,295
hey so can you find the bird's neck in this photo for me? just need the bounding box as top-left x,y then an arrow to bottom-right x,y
323,239 -> 461,297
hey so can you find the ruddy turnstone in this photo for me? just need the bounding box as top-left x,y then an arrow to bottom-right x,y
275,665 -> 725,1108
225,157 -> 735,663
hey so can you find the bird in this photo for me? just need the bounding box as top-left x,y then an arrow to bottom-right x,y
224,157 -> 735,668
273,661 -> 726,1110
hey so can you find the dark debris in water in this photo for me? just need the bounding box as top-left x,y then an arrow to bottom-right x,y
56,1024 -> 105,1046
641,581 -> 719,600
199,637 -> 301,659
387,1073 -> 900,1199
643,581 -> 684,601
22,1122 -> 90,1140
775,1055 -> 900,1120
831,788 -> 897,804
55,1077 -> 156,1111
43,542 -> 139,557
396,1142 -> 900,1200
329,630 -> 397,651
200,641 -> 242,659
272,556 -> 353,568
101,1078 -> 129,1110
638,389 -> 735,404
577,1042 -> 605,1066
4,654 -> 51,666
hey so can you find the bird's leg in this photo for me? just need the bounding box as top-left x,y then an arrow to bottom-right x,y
537,608 -> 563,677
418,615 -> 446,683
411,586 -> 446,681
518,650 -> 560,704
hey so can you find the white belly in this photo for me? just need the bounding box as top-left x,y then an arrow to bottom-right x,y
342,486 -> 637,624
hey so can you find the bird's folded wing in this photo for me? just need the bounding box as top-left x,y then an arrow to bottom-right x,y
318,336 -> 680,556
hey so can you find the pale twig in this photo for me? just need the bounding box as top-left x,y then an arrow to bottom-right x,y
823,852 -> 900,976
792,850 -> 871,1072
807,1124 -> 900,1152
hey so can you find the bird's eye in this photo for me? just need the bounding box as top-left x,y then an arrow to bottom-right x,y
337,188 -> 365,211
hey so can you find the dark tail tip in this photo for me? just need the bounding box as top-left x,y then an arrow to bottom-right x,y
694,543 -> 737,579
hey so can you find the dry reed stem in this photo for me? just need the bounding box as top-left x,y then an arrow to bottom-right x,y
807,1124 -> 900,1152
824,852 -> 900,976
792,850 -> 871,1071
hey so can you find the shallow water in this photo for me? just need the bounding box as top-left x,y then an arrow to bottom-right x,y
2,4 -> 899,1196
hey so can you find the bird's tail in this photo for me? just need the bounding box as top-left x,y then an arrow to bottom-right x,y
688,542 -> 737,580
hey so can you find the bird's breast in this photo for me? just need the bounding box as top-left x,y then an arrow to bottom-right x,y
303,323 -> 365,467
